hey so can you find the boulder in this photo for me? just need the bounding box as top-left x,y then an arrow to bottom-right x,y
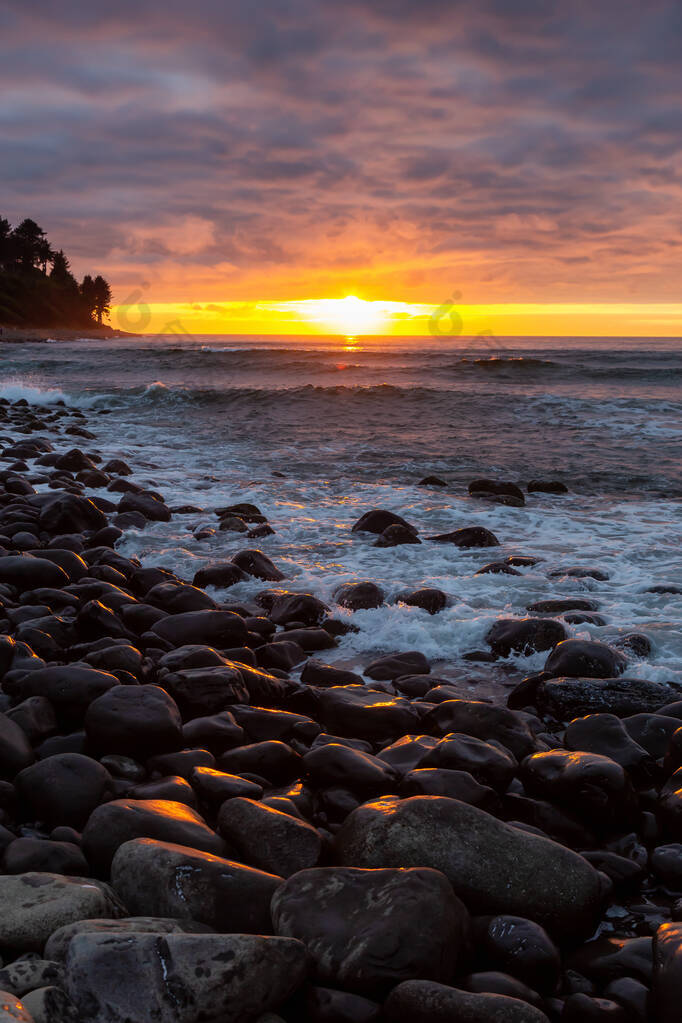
65,932 -> 307,1023
269,592 -> 329,625
544,640 -> 627,679
15,754 -> 112,829
364,651 -> 430,681
217,798 -> 321,877
272,866 -> 469,996
231,549 -> 285,581
335,796 -> 604,940
536,677 -> 682,719
118,491 -> 171,522
110,838 -> 281,933
85,685 -> 183,757
426,527 -> 499,548
82,799 -> 225,874
0,873 -> 124,952
192,563 -> 249,589
150,610 -> 247,649
334,582 -> 385,610
384,980 -> 549,1022
0,555 -> 69,590
424,701 -> 537,760
395,588 -> 448,615
486,619 -> 566,657
0,712 -> 34,779
351,511 -> 417,535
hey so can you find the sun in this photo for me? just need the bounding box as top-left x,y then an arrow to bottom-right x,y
301,295 -> 389,336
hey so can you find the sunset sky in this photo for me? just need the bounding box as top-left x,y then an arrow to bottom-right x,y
3,0 -> 682,335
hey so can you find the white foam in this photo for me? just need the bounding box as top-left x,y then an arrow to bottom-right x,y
0,380 -> 69,405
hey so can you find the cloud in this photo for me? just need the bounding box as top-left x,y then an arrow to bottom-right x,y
2,0 -> 682,304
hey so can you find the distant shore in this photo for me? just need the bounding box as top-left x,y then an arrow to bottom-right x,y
0,324 -> 133,343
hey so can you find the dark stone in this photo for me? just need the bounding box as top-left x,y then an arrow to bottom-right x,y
0,554 -> 69,589
374,524 -> 422,547
624,713 -> 682,758
146,581 -> 216,614
334,581 -> 385,610
469,479 -> 525,506
427,526 -> 499,548
110,838 -> 281,933
365,650 -> 430,680
231,548 -> 286,580
418,476 -> 448,487
217,797 -> 321,877
4,666 -> 119,725
192,563 -> 249,588
537,677 -> 682,719
15,753 -> 112,829
181,712 -> 245,754
549,566 -> 609,581
520,751 -> 636,833
64,931 -> 306,1023
565,714 -> 654,778
150,609 -> 247,648
544,640 -> 627,679
376,735 -> 438,774
0,711 -> 34,779
472,915 -> 560,993
161,664 -> 249,718
217,740 -> 302,783
352,510 -> 417,535
2,837 -> 89,876
475,561 -> 521,576
395,588 -> 448,614
527,480 -> 568,494
272,866 -> 469,996
118,490 -> 171,521
269,592 -> 330,625
383,980 -> 549,1022
303,743 -> 398,793
401,769 -> 499,811
422,734 -> 517,790
335,796 -> 604,940
424,700 -> 537,760
82,798 -> 225,874
39,494 -> 107,534
191,766 -> 264,805
486,618 -> 566,657
85,684 -> 182,757
314,686 -> 419,742
131,775 -> 197,806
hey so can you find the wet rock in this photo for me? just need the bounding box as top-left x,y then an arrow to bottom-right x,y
624,713 -> 682,758
150,608 -> 248,650
469,479 -> 525,507
192,563 -> 249,589
231,549 -> 286,581
475,561 -> 521,576
520,750 -> 636,833
3,667 -> 119,727
486,618 -> 566,657
0,712 -> 34,779
549,565 -> 609,581
565,714 -> 654,778
85,685 -> 183,757
65,932 -> 307,1023
364,650 -> 430,680
335,796 -> 604,940
0,959 -> 63,998
383,979 -> 549,1022
544,639 -> 627,679
117,490 -> 171,522
269,592 -> 329,626
401,768 -> 499,810
5,697 -> 57,745
425,700 -> 537,760
427,526 -> 499,548
181,712 -> 244,754
272,866 -> 468,996
0,873 -> 124,952
374,524 -> 422,547
472,915 -> 560,993
159,664 -> 249,718
147,581 -> 216,614
313,687 -> 419,742
39,494 -> 106,535
394,588 -> 448,615
376,735 -> 438,774
0,556 -> 69,590
334,581 -> 385,610
536,677 -> 682,719
0,993 -> 34,1022
304,743 -> 398,793
110,838 -> 281,933
351,510 -> 417,535
422,733 -> 517,790
569,935 -> 653,984
217,798 -> 321,877
217,741 -> 302,783
82,798 -> 225,874
45,917 -> 211,962
15,754 -> 112,829
2,838 -> 88,876
418,476 -> 447,487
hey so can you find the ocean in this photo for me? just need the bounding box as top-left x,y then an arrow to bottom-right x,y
2,333 -> 681,696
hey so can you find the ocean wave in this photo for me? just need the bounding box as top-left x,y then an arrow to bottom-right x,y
0,380 -> 70,405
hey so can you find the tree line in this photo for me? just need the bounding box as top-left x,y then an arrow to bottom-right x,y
0,217 -> 112,328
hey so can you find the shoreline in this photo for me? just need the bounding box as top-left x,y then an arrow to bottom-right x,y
0,391 -> 681,1019
0,325 -> 134,344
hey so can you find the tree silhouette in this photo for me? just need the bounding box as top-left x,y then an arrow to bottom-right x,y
92,275 -> 112,325
0,214 -> 112,330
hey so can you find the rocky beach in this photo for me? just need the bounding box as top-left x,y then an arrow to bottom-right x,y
0,351 -> 681,1023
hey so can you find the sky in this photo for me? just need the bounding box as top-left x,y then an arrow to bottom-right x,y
3,0 -> 682,335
